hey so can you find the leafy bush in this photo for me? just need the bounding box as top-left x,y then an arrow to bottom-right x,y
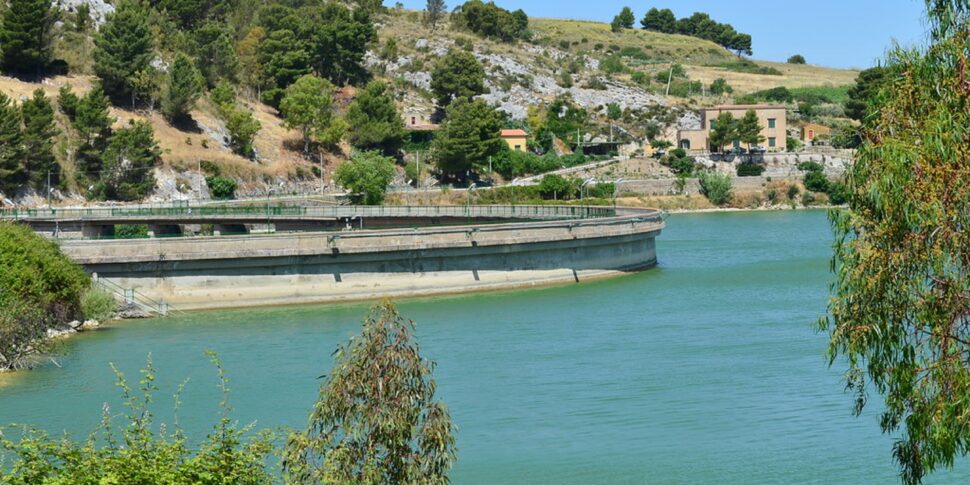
667,155 -> 695,175
804,170 -> 830,193
199,159 -> 220,176
538,174 -> 578,200
0,355 -> 275,483
697,170 -> 733,205
709,78 -> 733,95
115,224 -> 149,238
786,184 -> 800,200
787,54 -> 806,64
0,222 -> 90,322
670,148 -> 687,159
334,151 -> 396,205
716,60 -> 782,76
797,161 -> 823,172
206,176 -> 237,200
736,163 -> 766,177
600,55 -> 626,74
81,287 -> 116,321
827,181 -> 848,205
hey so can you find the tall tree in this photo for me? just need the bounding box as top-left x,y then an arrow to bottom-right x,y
161,53 -> 204,123
93,0 -> 153,104
736,109 -> 764,149
307,4 -> 375,86
0,0 -> 52,75
0,93 -> 25,195
98,120 -> 160,201
279,74 -> 343,153
283,301 -> 456,483
425,0 -> 446,33
729,33 -> 753,57
707,112 -> 737,152
257,29 -> 312,108
332,151 -> 396,205
72,84 -> 114,178
430,49 -> 485,108
845,66 -> 891,121
820,2 -> 970,483
20,89 -> 57,190
641,7 -> 675,33
615,6 -> 635,29
192,22 -> 239,88
346,81 -> 406,155
431,97 -> 504,178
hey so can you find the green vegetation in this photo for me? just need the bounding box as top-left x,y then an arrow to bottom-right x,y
80,287 -> 117,321
161,52 -> 204,122
0,0 -> 53,75
697,170 -> 732,205
0,93 -> 25,196
430,49 -> 486,107
640,8 -> 752,56
93,1 -> 153,104
206,176 -> 237,200
334,151 -> 396,205
819,3 -> 970,482
345,80 -> 406,155
709,78 -> 733,95
0,354 -> 275,483
713,59 -> 782,76
0,222 -> 90,370
283,301 -> 456,483
431,98 -> 504,178
844,66 -> 891,121
736,163 -> 765,177
612,7 -> 636,31
21,89 -> 58,191
280,74 -> 345,153
787,54 -> 806,64
95,120 -> 161,201
452,0 -> 529,42
424,0 -> 447,33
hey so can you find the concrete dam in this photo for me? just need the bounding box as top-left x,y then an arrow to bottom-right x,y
3,204 -> 665,311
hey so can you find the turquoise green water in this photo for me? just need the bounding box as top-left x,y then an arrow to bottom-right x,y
0,211 -> 965,483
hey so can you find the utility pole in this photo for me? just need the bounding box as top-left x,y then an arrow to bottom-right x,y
665,64 -> 674,96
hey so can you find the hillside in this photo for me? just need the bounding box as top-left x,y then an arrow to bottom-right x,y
0,3 -> 862,205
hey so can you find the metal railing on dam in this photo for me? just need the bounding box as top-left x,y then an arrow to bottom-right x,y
0,204 -> 617,222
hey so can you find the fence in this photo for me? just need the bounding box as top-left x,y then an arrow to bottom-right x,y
0,204 -> 617,221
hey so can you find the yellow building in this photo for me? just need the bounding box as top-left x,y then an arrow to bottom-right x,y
500,129 -> 529,152
801,123 -> 832,144
676,104 -> 787,153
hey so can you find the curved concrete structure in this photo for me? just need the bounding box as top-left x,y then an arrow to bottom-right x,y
51,206 -> 664,311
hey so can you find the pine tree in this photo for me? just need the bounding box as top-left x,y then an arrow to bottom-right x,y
431,97 -> 504,178
346,80 -> 405,155
0,93 -> 25,196
161,53 -> 204,123
0,0 -> 53,75
99,120 -> 160,201
20,89 -> 57,190
73,85 -> 113,178
430,49 -> 485,108
93,1 -> 153,104
737,109 -> 765,149
425,0 -> 446,33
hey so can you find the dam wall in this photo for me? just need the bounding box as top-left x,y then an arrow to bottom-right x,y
55,208 -> 664,311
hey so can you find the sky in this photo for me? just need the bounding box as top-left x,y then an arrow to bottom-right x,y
391,0 -> 930,69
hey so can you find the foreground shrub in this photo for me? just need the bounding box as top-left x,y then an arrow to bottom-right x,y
81,287 -> 116,321
0,354 -> 275,483
284,301 -> 456,484
736,163 -> 766,177
206,176 -> 237,200
697,170 -> 733,206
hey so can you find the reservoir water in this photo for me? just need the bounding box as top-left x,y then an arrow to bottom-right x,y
0,210 -> 965,483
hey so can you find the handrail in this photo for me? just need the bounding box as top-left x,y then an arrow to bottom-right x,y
94,275 -> 184,317
0,204 -> 617,221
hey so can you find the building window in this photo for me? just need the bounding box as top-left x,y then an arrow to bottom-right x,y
768,118 -> 776,129
514,145 -> 522,151
709,120 -> 715,130
411,117 -> 416,125
768,137 -> 777,147
808,130 -> 815,140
